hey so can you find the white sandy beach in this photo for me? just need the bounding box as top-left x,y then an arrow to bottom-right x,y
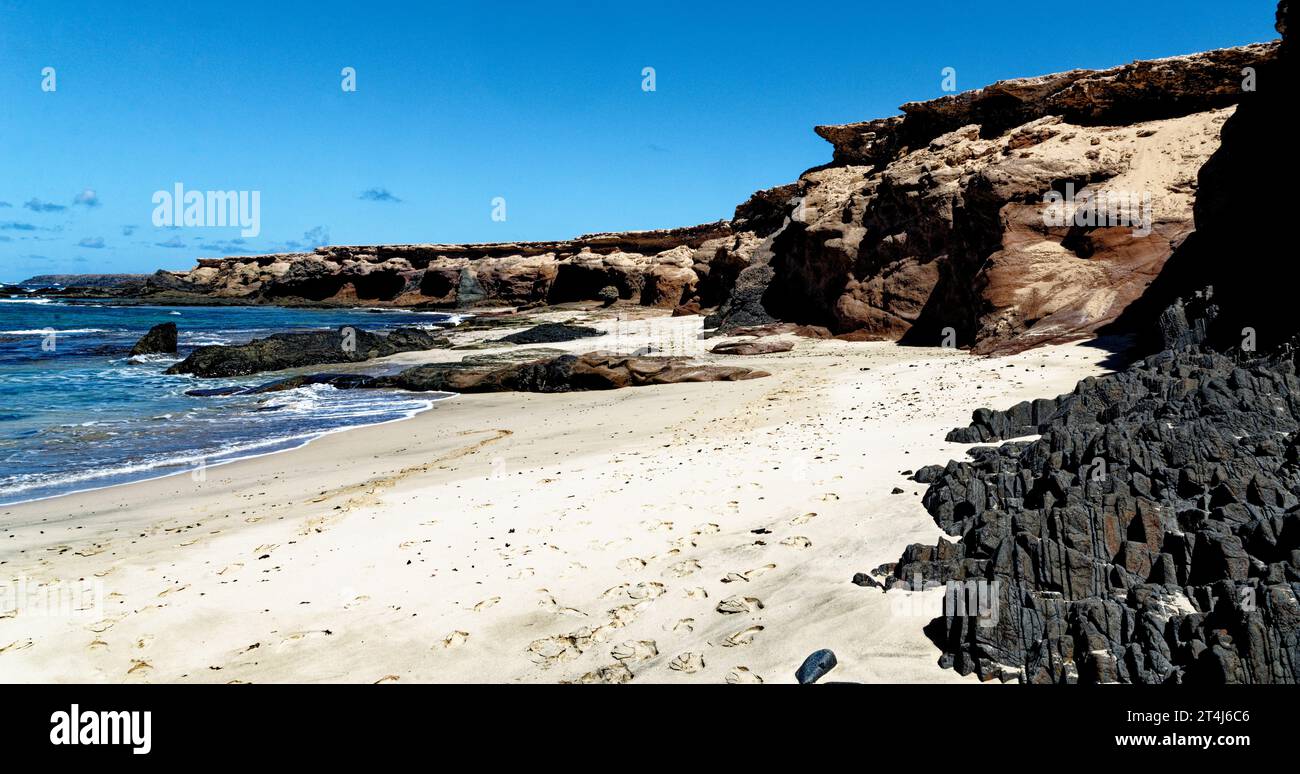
0,314 -> 1115,683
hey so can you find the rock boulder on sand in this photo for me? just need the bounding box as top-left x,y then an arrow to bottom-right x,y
378,352 -> 768,393
129,322 -> 178,356
494,322 -> 604,345
709,340 -> 794,356
166,326 -> 449,378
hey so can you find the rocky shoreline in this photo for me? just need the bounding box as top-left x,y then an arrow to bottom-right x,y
12,1 -> 1293,686
16,27 -> 1282,358
881,311 -> 1300,683
164,326 -> 451,378
872,1 -> 1298,684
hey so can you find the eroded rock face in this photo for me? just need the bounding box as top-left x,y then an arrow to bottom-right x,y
156,224 -> 736,310
165,327 -> 449,378
712,42 -> 1277,352
1106,1 -> 1296,355
147,32 -> 1280,356
884,341 -> 1300,684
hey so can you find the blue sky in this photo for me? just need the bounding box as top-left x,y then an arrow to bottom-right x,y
0,0 -> 1281,282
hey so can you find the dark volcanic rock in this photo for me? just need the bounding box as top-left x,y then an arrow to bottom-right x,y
889,340 -> 1300,683
852,572 -> 883,589
375,352 -> 769,394
166,326 -> 448,378
795,649 -> 838,684
129,322 -> 178,356
215,351 -> 769,396
20,273 -> 151,290
495,323 -> 604,345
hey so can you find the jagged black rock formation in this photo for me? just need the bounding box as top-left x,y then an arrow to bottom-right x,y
129,322 -> 178,356
165,326 -> 449,377
884,337 -> 1300,683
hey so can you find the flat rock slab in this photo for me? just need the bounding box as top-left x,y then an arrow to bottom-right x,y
709,340 -> 794,355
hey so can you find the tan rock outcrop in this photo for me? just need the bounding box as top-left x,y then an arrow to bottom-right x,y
150,38 -> 1281,355
710,41 -> 1278,353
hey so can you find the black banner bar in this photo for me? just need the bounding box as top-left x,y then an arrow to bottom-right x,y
0,685 -> 1286,761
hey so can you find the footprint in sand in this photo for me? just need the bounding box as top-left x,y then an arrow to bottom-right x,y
721,625 -> 764,647
528,626 -> 608,667
780,536 -> 812,549
691,523 -> 720,536
716,595 -> 764,615
528,635 -> 581,666
601,583 -> 630,599
726,666 -> 764,684
568,663 -> 633,684
127,659 -> 153,675
157,584 -> 189,598
0,639 -> 34,654
86,616 -> 124,634
508,568 -> 536,580
684,587 -> 708,600
670,537 -> 698,550
663,618 -> 695,633
217,563 -> 243,576
611,639 -> 658,664
537,589 -> 586,617
617,557 -> 647,572
471,596 -> 501,612
788,512 -> 817,526
277,630 -> 333,652
666,559 -> 701,578
593,538 -> 631,551
135,636 -> 155,650
606,601 -> 651,628
627,582 -> 666,600
439,631 -> 470,649
640,520 -> 674,533
374,675 -> 400,684
669,652 -> 705,674
721,564 -> 777,584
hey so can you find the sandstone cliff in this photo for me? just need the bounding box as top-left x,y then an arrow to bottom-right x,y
154,36 -> 1281,354
151,222 -> 749,312
1106,0 -> 1295,354
708,42 -> 1278,353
